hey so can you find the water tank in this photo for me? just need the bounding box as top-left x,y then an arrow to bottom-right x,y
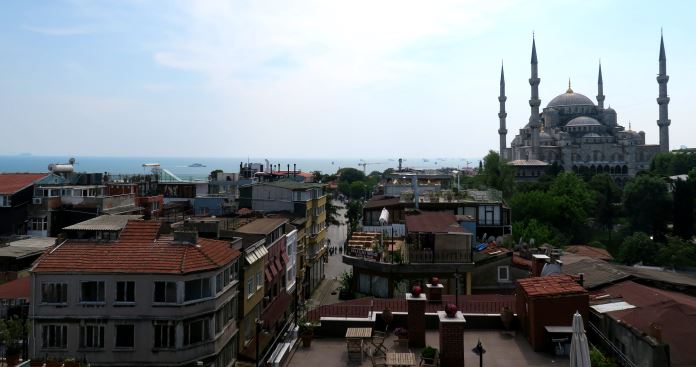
48,164 -> 74,173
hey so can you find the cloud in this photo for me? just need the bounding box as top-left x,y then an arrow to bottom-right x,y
22,25 -> 94,36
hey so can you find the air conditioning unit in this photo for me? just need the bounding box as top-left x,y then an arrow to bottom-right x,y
32,197 -> 43,205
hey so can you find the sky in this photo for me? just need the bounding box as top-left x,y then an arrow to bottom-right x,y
1,0 -> 694,158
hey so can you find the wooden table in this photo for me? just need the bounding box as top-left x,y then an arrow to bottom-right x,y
345,327 -> 372,339
386,352 -> 416,366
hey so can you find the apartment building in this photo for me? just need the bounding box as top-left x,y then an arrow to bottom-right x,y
29,221 -> 241,367
0,173 -> 49,236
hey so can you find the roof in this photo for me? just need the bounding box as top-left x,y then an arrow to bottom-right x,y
0,237 -> 56,259
0,173 -> 48,194
32,221 -> 241,274
63,215 -> 143,231
364,196 -> 402,209
613,264 -> 696,288
235,218 -> 288,235
405,212 -> 467,234
562,258 -> 630,289
261,180 -> 324,190
564,245 -> 614,261
0,277 -> 30,300
566,116 -> 602,127
517,274 -> 587,298
597,281 -> 696,366
508,159 -> 549,167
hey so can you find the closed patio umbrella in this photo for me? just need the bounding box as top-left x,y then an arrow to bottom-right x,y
570,311 -> 591,367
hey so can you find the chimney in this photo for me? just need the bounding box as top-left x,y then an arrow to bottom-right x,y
287,164 -> 290,177
293,164 -> 296,178
173,230 -> 198,245
531,254 -> 550,277
578,272 -> 584,287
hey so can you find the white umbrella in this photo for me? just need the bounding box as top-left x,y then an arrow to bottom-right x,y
570,311 -> 591,367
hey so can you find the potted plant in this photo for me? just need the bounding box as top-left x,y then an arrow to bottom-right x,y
0,316 -> 28,367
501,306 -> 514,330
45,357 -> 61,367
381,308 -> 394,329
445,303 -> 458,318
430,277 -> 439,286
394,327 -> 409,340
338,271 -> 355,300
298,319 -> 316,348
421,346 -> 438,365
64,358 -> 80,367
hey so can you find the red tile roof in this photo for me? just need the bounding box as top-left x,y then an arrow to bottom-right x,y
565,245 -> 614,261
33,221 -> 240,274
0,173 -> 48,194
598,281 -> 696,366
0,277 -> 30,300
513,254 -> 533,269
517,274 -> 587,298
405,211 -> 467,233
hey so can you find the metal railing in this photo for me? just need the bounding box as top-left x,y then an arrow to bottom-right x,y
587,321 -> 638,367
307,303 -> 374,322
407,248 -> 473,263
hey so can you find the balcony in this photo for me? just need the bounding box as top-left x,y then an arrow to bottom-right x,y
342,244 -> 475,275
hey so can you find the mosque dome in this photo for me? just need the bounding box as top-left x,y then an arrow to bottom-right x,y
566,116 -> 602,127
547,82 -> 595,108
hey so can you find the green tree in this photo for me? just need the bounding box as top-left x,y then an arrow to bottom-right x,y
312,170 -> 323,183
481,150 -> 515,197
337,168 -> 366,184
548,172 -> 594,212
619,232 -> 658,265
672,178 -> 695,239
325,200 -> 342,226
338,181 -> 351,197
349,181 -> 366,200
513,219 -> 554,245
656,236 -> 696,269
346,200 -> 363,233
623,175 -> 672,238
650,152 -> 674,176
589,173 -> 622,232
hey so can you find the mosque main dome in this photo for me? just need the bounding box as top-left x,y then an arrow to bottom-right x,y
547,85 -> 595,108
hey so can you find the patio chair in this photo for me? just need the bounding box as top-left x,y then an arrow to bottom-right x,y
371,355 -> 388,367
347,338 -> 364,361
371,330 -> 388,356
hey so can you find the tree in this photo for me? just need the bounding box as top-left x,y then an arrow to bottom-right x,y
480,150 -> 515,197
623,175 -> 672,238
346,200 -> 363,233
338,181 -> 351,197
325,200 -> 342,226
650,152 -> 674,176
209,169 -> 223,180
589,173 -> 622,232
672,178 -> 695,239
0,315 -> 29,357
337,168 -> 365,184
548,172 -> 594,213
619,232 -> 658,265
513,219 -> 555,245
656,236 -> 696,269
349,181 -> 366,200
312,170 -> 323,183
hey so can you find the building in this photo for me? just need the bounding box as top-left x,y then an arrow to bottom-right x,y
239,181 -> 328,297
0,236 -> 55,282
499,34 -> 671,181
0,173 -> 49,236
62,215 -> 143,240
29,221 -> 242,367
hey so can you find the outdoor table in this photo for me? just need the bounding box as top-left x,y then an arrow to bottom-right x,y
386,352 -> 416,366
345,327 -> 373,339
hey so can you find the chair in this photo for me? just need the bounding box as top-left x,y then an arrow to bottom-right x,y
419,350 -> 439,367
371,330 -> 388,356
371,355 -> 388,367
347,338 -> 364,361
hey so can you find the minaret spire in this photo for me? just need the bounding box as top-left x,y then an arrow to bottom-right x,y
657,31 -> 670,152
597,61 -> 605,109
498,61 -> 508,158
528,34 -> 541,160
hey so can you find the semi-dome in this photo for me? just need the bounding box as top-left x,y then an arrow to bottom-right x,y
566,116 -> 602,127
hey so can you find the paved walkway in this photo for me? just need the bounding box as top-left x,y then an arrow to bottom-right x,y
309,201 -> 351,309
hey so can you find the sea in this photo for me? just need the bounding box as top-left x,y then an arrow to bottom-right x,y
0,155 -> 481,181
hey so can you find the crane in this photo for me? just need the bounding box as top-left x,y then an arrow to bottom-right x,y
358,160 -> 384,174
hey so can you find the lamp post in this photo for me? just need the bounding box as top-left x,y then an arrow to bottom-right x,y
472,339 -> 486,367
453,272 -> 461,309
452,170 -> 460,191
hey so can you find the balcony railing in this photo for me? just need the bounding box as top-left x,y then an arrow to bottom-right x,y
346,246 -> 473,264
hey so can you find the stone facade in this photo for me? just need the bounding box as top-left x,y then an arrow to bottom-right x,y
499,35 -> 670,181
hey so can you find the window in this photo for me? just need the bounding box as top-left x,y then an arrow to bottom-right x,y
215,300 -> 235,334
80,323 -> 105,349
184,278 -> 212,301
216,337 -> 238,367
42,325 -> 67,349
41,283 -> 67,304
256,272 -> 263,290
247,279 -> 254,298
183,318 -> 210,346
116,281 -> 135,303
115,324 -> 135,348
154,281 -> 178,303
216,272 -> 224,293
30,217 -> 47,231
498,266 -> 510,282
80,281 -> 105,303
153,322 -> 176,349
0,195 -> 10,207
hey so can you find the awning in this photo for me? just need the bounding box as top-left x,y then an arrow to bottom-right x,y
281,251 -> 290,264
269,262 -> 278,277
261,292 -> 292,328
275,258 -> 284,273
265,269 -> 273,283
244,245 -> 268,265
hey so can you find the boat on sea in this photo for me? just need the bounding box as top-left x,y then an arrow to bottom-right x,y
188,163 -> 206,167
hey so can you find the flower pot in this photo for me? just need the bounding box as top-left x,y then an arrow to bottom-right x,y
501,306 -> 514,330
382,308 -> 393,327
301,332 -> 313,348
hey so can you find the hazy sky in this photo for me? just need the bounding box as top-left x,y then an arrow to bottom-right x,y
1,1 -> 694,158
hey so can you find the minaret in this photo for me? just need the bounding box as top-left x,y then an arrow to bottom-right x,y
498,62 -> 508,158
528,35 -> 541,160
597,61 -> 605,109
657,31 -> 670,152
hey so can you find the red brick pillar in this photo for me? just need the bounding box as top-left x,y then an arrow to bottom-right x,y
426,283 -> 443,303
407,292 -> 427,348
438,311 -> 466,367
